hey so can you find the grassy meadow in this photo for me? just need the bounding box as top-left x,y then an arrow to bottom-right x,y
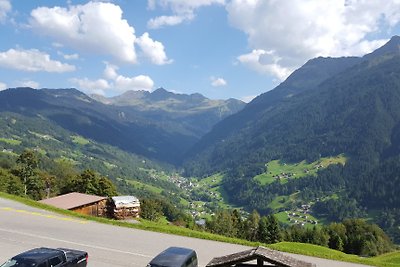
254,154 -> 347,186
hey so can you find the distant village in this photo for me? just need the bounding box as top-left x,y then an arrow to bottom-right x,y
285,204 -> 319,227
166,172 -> 321,227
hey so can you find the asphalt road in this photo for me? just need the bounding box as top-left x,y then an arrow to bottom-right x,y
0,197 -> 372,267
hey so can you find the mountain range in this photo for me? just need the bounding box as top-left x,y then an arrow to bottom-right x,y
184,36 -> 400,174
182,36 -> 400,241
0,87 -> 244,164
2,36 -> 400,241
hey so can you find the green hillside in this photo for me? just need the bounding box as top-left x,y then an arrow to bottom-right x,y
254,154 -> 346,185
183,37 -> 400,243
0,112 -> 182,200
0,87 -> 244,165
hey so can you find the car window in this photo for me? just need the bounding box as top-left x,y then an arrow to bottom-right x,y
0,259 -> 37,267
185,255 -> 194,267
186,255 -> 197,267
49,256 -> 62,267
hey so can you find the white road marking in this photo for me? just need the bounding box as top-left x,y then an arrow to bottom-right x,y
0,227 -> 152,259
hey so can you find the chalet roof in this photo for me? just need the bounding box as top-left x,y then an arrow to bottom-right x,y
39,192 -> 107,210
206,246 -> 315,267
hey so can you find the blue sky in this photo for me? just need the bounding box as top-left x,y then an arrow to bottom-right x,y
1,0 -> 400,102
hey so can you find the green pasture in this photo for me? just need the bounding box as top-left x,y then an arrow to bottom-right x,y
254,154 -> 346,186
71,135 -> 90,145
0,138 -> 21,145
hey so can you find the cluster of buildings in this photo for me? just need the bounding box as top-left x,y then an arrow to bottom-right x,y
285,204 -> 318,227
39,192 -> 140,220
273,172 -> 296,181
168,174 -> 196,191
1,148 -> 13,153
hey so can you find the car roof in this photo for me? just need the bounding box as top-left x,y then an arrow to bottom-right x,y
150,247 -> 196,266
13,248 -> 62,263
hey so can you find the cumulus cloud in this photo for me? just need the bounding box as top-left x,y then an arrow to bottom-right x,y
104,63 -> 154,92
63,53 -> 79,60
148,15 -> 186,29
103,62 -> 118,80
17,80 -> 40,89
0,48 -> 76,72
226,0 -> 400,80
241,95 -> 257,103
0,81 -> 7,90
57,51 -> 79,60
114,75 -> 154,91
211,77 -> 227,87
147,0 -> 225,28
237,50 -> 291,81
30,2 -> 137,63
0,0 -> 11,23
70,77 -> 110,95
72,63 -> 154,95
136,33 -> 173,65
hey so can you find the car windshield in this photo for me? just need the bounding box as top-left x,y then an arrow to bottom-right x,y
0,259 -> 37,267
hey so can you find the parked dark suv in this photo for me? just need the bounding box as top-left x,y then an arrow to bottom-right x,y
146,247 -> 198,267
0,247 -> 88,267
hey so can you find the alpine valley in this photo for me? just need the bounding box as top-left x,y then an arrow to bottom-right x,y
2,36 -> 400,244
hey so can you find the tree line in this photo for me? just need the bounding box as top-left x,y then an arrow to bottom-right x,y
205,209 -> 393,257
0,150 -> 395,257
0,149 -> 117,199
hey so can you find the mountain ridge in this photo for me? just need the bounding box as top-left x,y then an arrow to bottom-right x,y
90,87 -> 244,113
181,36 -> 400,242
184,35 -> 400,174
0,87 -> 245,164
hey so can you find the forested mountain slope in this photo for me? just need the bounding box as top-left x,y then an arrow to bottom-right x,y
184,36 -> 400,176
0,88 -> 243,164
183,36 -> 400,241
184,56 -> 362,174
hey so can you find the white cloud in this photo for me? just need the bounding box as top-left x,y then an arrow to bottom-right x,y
30,2 -> 137,63
17,80 -> 40,89
114,75 -> 154,91
241,95 -> 257,103
147,0 -> 225,28
211,77 -> 227,87
147,0 -> 156,10
57,51 -> 79,60
0,0 -> 11,23
104,63 -> 154,91
63,53 -> 79,60
105,63 -> 154,92
148,15 -> 186,29
237,50 -> 291,81
103,63 -> 118,80
72,63 -> 154,96
0,48 -> 76,72
136,32 -> 173,65
226,0 -> 400,80
70,77 -> 110,95
0,81 -> 7,90
52,42 -> 64,48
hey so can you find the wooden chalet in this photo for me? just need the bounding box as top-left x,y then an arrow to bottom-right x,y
39,192 -> 108,217
206,246 -> 315,267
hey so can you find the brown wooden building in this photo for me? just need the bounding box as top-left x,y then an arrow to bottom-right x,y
206,246 -> 315,267
39,192 -> 108,217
